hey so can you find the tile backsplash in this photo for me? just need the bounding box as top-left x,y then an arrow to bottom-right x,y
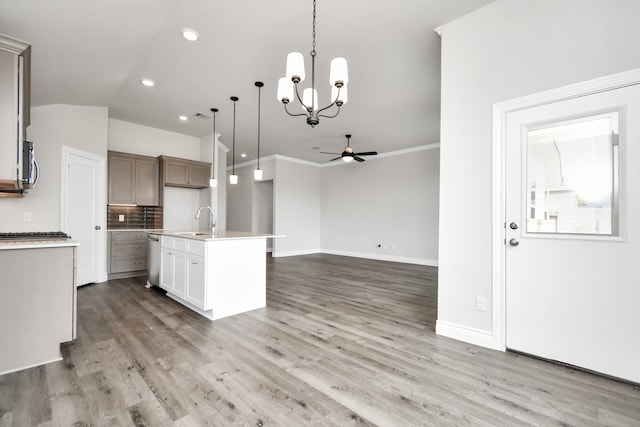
107,205 -> 163,229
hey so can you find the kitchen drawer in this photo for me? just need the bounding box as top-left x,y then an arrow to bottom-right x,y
186,240 -> 205,256
161,236 -> 186,250
111,240 -> 147,257
174,238 -> 186,251
161,236 -> 174,249
111,231 -> 148,241
110,256 -> 147,273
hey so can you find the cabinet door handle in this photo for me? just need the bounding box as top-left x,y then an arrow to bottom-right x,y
192,261 -> 198,265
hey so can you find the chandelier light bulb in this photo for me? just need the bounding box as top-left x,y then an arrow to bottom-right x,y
302,88 -> 318,112
277,77 -> 293,104
229,174 -> 238,185
286,52 -> 305,82
209,178 -> 217,188
254,169 -> 263,181
329,57 -> 348,87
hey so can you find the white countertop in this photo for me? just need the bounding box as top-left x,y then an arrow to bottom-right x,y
0,239 -> 80,250
160,230 -> 282,241
107,229 -> 164,232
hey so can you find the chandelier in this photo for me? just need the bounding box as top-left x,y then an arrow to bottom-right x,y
276,0 -> 348,127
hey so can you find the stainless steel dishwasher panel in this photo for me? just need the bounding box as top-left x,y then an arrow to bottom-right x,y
146,233 -> 160,287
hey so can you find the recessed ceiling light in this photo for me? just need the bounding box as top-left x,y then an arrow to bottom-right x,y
181,29 -> 199,42
241,153 -> 247,158
141,78 -> 155,87
178,115 -> 188,121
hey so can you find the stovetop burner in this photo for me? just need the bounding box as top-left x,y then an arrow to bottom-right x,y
0,231 -> 71,241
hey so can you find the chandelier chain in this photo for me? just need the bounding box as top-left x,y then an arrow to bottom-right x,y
311,0 -> 317,56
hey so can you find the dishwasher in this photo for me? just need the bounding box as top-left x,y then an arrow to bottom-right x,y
146,233 -> 160,288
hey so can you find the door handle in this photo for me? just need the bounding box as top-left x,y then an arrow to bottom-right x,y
509,222 -> 519,230
509,238 -> 520,246
95,225 -> 101,230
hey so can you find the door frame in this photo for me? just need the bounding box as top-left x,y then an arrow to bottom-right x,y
491,68 -> 640,351
60,145 -> 108,284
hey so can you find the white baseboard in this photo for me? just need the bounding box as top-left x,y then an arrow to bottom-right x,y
271,248 -> 438,267
272,248 -> 322,258
321,249 -> 438,266
435,320 -> 500,350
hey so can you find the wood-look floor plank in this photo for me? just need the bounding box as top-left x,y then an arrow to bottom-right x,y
0,253 -> 638,426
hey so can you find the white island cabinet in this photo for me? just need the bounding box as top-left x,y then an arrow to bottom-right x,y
159,231 -> 277,320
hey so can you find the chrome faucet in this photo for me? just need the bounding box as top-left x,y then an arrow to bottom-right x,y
195,206 -> 215,234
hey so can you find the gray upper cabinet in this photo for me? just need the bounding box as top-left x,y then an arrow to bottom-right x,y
0,35 -> 30,191
159,156 -> 211,189
108,151 -> 159,205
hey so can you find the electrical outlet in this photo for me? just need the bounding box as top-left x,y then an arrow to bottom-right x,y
476,296 -> 487,312
23,211 -> 32,222
118,214 -> 125,222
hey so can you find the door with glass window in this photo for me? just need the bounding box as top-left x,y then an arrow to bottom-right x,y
505,82 -> 640,383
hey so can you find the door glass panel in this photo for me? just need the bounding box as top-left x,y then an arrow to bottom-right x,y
526,112 -> 619,235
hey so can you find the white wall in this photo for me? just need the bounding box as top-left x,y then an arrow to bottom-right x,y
273,158 -> 322,256
108,118 -> 201,160
321,146 -> 439,265
1,104 -> 108,231
437,0 -> 640,343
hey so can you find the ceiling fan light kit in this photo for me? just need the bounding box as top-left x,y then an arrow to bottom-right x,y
276,0 -> 348,128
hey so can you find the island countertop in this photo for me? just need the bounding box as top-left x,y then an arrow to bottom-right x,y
159,230 -> 281,241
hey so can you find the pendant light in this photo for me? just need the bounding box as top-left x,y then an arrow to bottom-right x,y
254,81 -> 264,181
276,0 -> 348,127
229,96 -> 239,185
209,107 -> 219,188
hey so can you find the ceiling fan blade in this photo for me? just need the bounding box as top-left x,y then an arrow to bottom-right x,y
329,156 -> 342,161
354,156 -> 365,162
320,152 -> 341,155
353,151 -> 377,156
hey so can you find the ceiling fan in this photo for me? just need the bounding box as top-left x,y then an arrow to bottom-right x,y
321,134 -> 377,163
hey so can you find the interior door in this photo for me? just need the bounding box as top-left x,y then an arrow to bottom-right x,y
505,83 -> 640,383
64,150 -> 102,285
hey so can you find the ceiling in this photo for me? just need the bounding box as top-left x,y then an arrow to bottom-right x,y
0,0 -> 493,164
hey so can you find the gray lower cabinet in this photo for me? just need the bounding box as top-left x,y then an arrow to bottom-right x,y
108,151 -> 159,205
108,231 -> 148,279
0,245 -> 75,375
159,156 -> 211,189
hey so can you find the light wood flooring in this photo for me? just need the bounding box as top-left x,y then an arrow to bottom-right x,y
1,253 -> 639,426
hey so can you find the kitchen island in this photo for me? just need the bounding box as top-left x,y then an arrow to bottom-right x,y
0,239 -> 78,375
157,231 -> 278,321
